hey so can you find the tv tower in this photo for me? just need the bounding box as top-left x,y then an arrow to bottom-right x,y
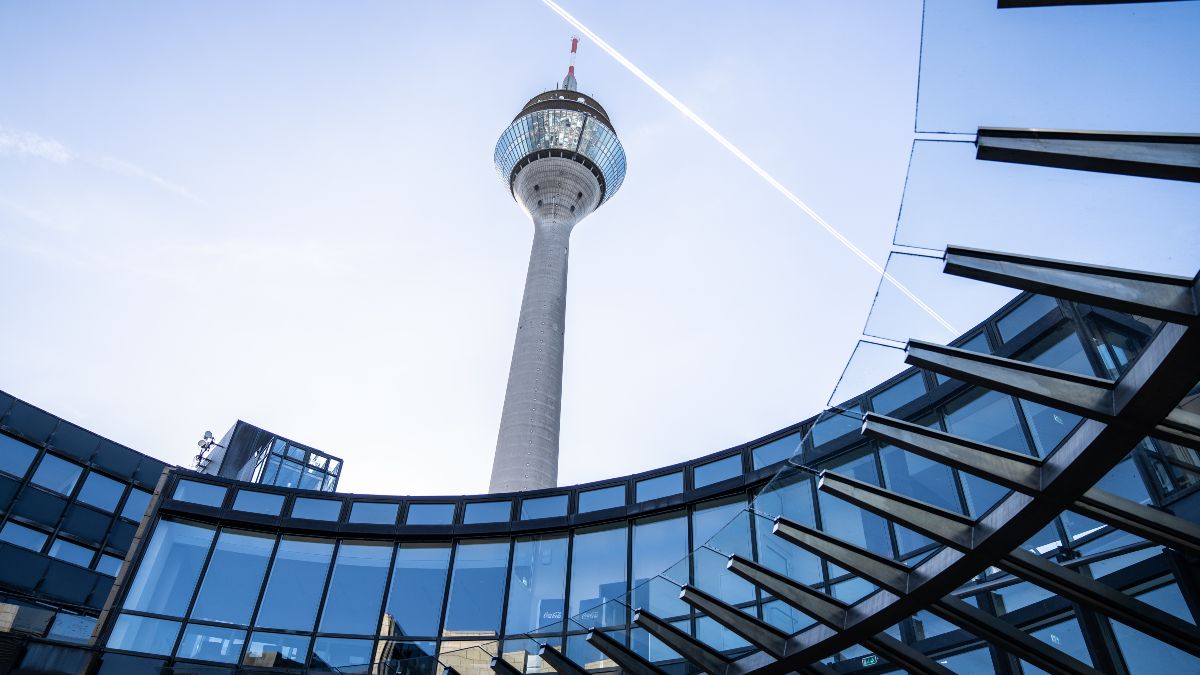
489,38 -> 627,493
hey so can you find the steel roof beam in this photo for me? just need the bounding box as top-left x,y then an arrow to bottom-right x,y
1075,487 -> 1200,557
585,628 -> 667,675
771,517 -> 912,593
491,657 -> 525,675
634,609 -> 733,675
679,585 -> 791,657
537,644 -> 589,675
975,128 -> 1200,183
817,471 -> 976,550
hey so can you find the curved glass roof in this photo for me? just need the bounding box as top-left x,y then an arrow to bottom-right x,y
494,108 -> 627,205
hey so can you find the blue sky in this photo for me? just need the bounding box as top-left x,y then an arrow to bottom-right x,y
1,1 -> 1196,495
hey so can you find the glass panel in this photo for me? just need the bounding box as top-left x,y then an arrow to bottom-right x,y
106,614 -> 181,656
0,522 -> 47,551
172,480 -> 226,508
463,501 -> 511,524
636,472 -> 682,502
812,406 -> 863,446
912,608 -> 956,642
292,497 -> 342,520
377,641 -> 438,675
505,535 -> 568,635
76,472 -> 124,512
319,541 -> 392,634
47,614 -> 96,644
381,543 -> 451,638
762,599 -> 815,635
944,389 -> 1031,455
328,458 -> 341,475
818,451 -> 893,557
569,524 -> 628,629
693,497 -> 755,604
97,553 -> 123,576
871,372 -> 927,415
442,539 -> 511,636
254,536 -> 334,631
936,647 -> 995,673
120,489 -> 152,522
753,471 -> 822,585
998,295 -> 1059,342
1029,618 -> 1093,666
1018,400 -> 1081,458
123,519 -> 215,617
566,630 -> 622,670
935,332 -> 992,385
0,434 -> 37,478
286,445 -> 305,461
191,529 -> 275,625
273,460 -> 302,489
695,616 -> 750,653
243,631 -> 309,669
232,490 -> 284,516
577,485 -> 624,512
991,581 -> 1055,616
879,444 -> 962,513
519,495 -> 567,520
1111,584 -> 1200,673
694,455 -> 743,489
751,430 -> 804,469
406,503 -> 456,525
632,512 -> 688,618
300,467 -> 324,490
48,538 -> 93,566
1017,324 -> 1095,376
176,624 -> 245,664
30,454 -> 82,496
311,637 -> 373,673
349,501 -> 398,524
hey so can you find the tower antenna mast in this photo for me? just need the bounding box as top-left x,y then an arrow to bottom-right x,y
562,36 -> 579,91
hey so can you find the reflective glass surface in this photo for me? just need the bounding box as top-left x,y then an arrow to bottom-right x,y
190,529 -> 275,625
505,535 -> 568,634
812,407 -> 863,446
97,553 -> 123,577
1110,584 -> 1200,672
107,614 -> 181,656
520,494 -> 568,520
1029,618 -> 1093,667
751,430 -> 804,469
311,637 -> 372,673
0,521 -> 47,551
406,503 -> 455,525
243,631 -> 309,668
944,389 -> 1031,455
462,501 -> 511,524
693,496 -> 755,604
349,501 -> 398,524
319,541 -> 392,634
173,480 -> 226,508
382,543 -> 451,637
254,536 -> 334,631
48,538 -> 93,566
176,623 -> 245,664
998,295 -> 1059,342
818,451 -> 893,557
494,109 -> 626,204
569,525 -> 627,629
123,519 -> 215,617
636,472 -> 682,503
121,488 -> 152,522
76,471 -> 124,512
442,539 -> 510,636
0,434 -> 37,478
754,472 -> 822,585
632,513 -> 688,617
694,455 -> 742,489
232,489 -> 284,516
30,454 -> 82,496
292,497 -> 342,520
577,485 -> 624,513
871,372 -> 926,415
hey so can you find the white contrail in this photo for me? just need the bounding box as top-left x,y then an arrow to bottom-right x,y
540,0 -> 957,336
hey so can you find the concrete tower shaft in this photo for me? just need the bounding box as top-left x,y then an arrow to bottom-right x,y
489,159 -> 601,493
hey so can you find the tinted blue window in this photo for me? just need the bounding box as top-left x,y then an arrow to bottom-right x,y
693,455 -> 742,489
406,503 -> 455,525
752,471 -> 822,585
998,294 -> 1058,342
176,624 -> 245,664
577,485 -> 624,513
937,646 -> 996,673
811,406 -> 863,446
232,489 -> 284,516
462,501 -> 511,524
382,543 -> 450,637
243,631 -> 310,668
569,525 -> 627,629
817,451 -> 893,558
632,513 -> 688,617
319,541 -> 392,634
30,454 -> 82,496
97,553 -> 123,577
123,519 -> 215,617
936,332 -> 992,385
944,389 -> 1031,455
106,614 -> 181,656
871,372 -> 926,415
311,637 -> 373,672
292,497 -> 342,520
0,434 -> 38,478
692,496 -> 755,604
77,472 -> 125,512
442,539 -> 510,636
255,537 -> 334,631
1019,324 -> 1094,376
191,529 -> 276,625
0,521 -> 47,551
1109,584 -> 1200,672
349,501 -> 398,524
47,614 -> 97,644
173,480 -> 226,508
520,494 -> 567,520
120,489 -> 152,522
879,444 -> 961,555
49,538 -> 94,566
751,430 -> 804,469
636,472 -> 682,503
505,535 -> 568,634
1029,618 -> 1093,666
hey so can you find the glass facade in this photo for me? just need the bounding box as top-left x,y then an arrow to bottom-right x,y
494,109 -> 627,204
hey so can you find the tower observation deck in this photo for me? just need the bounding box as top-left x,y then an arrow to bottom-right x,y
489,40 -> 627,493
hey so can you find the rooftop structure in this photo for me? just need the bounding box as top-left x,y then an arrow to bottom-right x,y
489,39 -> 628,493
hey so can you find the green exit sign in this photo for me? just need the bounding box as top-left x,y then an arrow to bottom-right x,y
861,654 -> 879,667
